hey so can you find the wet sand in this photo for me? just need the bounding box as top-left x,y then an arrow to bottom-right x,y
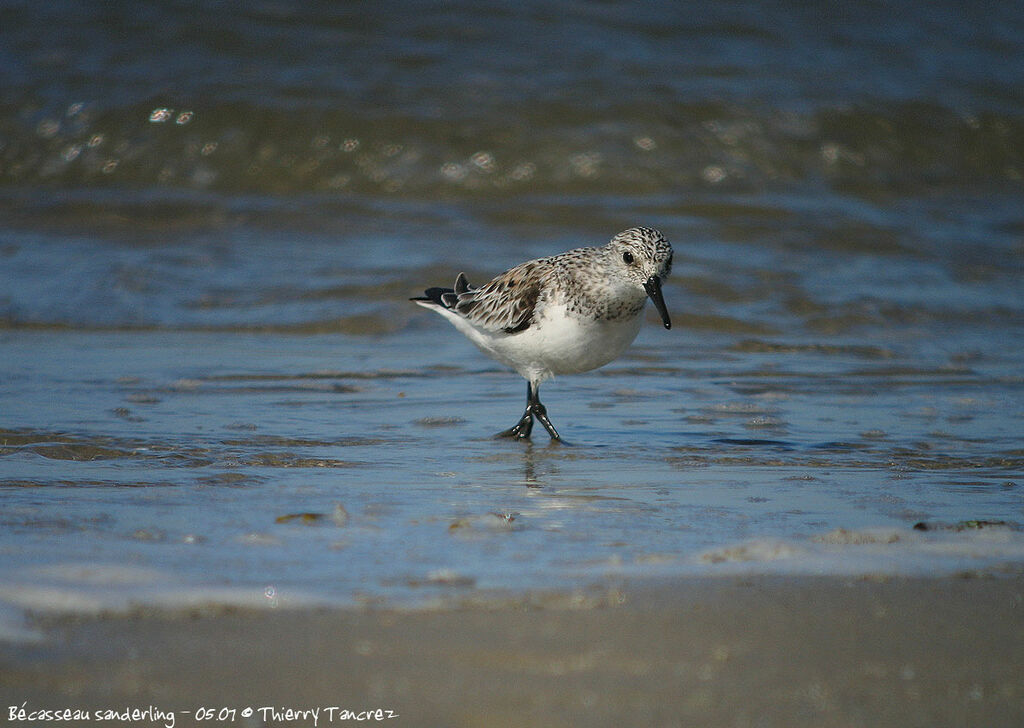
3,576 -> 1022,727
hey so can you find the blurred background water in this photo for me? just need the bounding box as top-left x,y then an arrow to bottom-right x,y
1,0 -> 1023,616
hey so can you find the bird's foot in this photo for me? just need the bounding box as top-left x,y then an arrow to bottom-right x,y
496,411 -> 534,440
495,398 -> 564,443
530,402 -> 562,442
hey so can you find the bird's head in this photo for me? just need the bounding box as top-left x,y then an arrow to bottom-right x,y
607,226 -> 673,329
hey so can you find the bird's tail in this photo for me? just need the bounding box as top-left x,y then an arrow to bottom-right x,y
409,272 -> 474,308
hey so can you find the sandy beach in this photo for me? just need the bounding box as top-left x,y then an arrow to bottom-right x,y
3,575 -> 1022,727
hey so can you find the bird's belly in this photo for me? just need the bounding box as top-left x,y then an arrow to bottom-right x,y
484,308 -> 644,379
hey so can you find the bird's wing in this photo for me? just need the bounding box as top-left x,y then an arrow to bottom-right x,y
420,261 -> 545,334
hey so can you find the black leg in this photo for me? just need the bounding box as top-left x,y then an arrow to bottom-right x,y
496,407 -> 534,439
496,382 -> 535,439
497,381 -> 562,441
528,382 -> 562,442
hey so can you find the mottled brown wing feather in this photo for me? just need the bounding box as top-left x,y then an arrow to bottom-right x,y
452,261 -> 543,334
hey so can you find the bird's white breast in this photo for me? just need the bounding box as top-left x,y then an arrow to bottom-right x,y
473,301 -> 645,382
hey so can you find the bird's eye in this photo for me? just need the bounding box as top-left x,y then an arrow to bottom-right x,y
622,251 -> 634,264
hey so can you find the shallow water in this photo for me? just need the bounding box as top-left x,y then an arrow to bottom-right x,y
1,1 -> 1023,621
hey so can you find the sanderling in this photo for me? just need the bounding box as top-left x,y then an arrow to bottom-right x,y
411,226 -> 673,441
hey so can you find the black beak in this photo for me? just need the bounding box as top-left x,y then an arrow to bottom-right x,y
643,276 -> 671,330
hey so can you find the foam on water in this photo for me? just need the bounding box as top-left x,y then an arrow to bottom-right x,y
693,526 -> 1024,577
